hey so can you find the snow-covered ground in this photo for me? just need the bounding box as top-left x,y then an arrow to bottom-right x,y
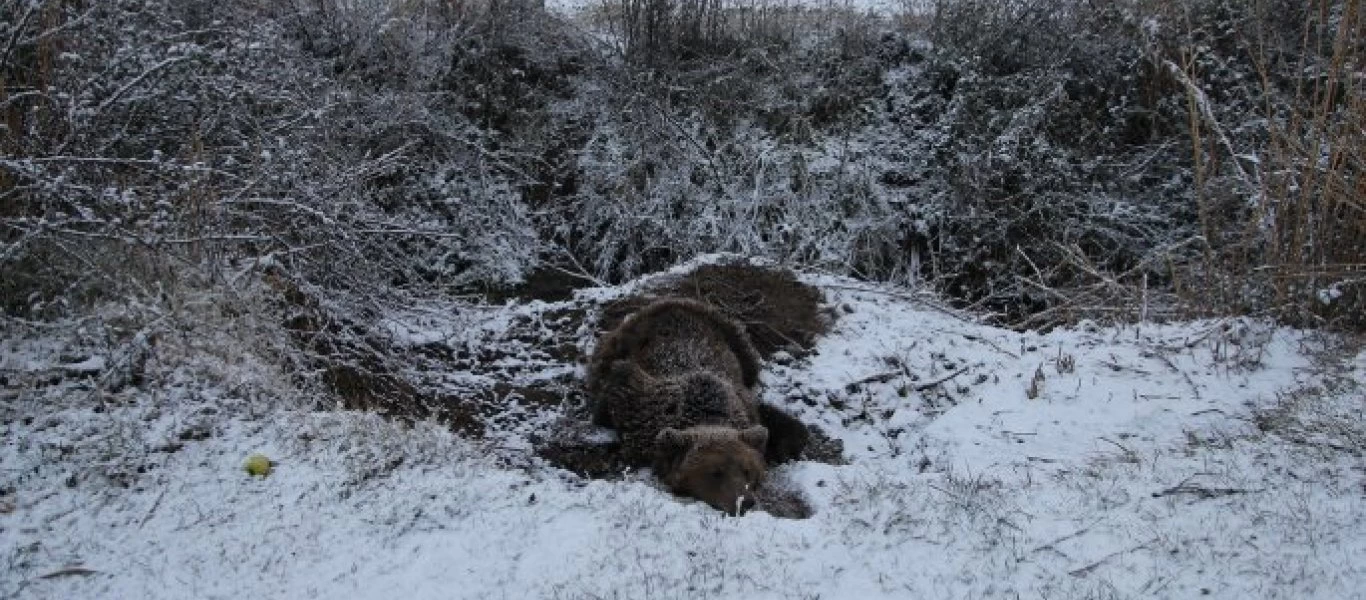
3,265 -> 1364,599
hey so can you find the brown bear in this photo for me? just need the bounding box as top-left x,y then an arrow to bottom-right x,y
587,298 -> 807,515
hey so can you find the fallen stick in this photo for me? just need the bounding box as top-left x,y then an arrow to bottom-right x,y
38,566 -> 101,579
1151,484 -> 1260,500
913,366 -> 969,392
1069,539 -> 1156,577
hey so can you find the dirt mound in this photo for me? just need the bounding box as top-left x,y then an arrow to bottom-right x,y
601,262 -> 831,359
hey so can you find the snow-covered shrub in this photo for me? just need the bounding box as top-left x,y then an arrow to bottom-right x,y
4,0 -> 1360,337
609,0 -> 802,66
552,19 -> 907,281
2,0 -> 288,315
0,0 -> 563,317
1102,0 -> 1366,329
890,0 -> 1196,322
857,0 -> 1362,329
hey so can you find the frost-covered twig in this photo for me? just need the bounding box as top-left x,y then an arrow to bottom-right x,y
1151,483 -> 1259,500
1068,538 -> 1156,578
1162,58 -> 1258,191
0,0 -> 37,67
95,56 -> 193,115
549,240 -> 608,286
912,366 -> 968,392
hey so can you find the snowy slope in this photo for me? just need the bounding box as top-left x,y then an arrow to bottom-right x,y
3,268 -> 1363,599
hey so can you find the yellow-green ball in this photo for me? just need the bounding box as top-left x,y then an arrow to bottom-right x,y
244,454 -> 272,477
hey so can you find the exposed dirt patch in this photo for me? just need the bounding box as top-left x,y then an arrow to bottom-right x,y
799,424 -> 847,465
482,267 -> 597,304
491,381 -> 566,409
753,474 -> 815,520
534,419 -> 627,480
530,306 -> 590,363
271,271 -> 486,436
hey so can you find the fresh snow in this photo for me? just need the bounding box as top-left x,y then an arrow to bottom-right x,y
3,267 -> 1364,599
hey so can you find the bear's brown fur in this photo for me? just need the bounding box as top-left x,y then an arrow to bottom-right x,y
588,298 -> 779,514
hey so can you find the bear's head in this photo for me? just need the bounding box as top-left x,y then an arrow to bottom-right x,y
655,425 -> 768,515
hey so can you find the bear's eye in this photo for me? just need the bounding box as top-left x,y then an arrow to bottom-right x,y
710,469 -> 725,480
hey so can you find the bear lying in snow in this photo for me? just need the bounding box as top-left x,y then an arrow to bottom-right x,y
587,298 -> 809,515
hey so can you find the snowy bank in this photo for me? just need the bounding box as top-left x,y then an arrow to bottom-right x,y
3,270 -> 1363,599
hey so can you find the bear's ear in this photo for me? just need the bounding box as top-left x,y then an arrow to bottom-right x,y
738,426 -> 769,453
653,428 -> 692,481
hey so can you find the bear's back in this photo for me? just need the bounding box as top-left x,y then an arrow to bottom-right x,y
631,307 -> 746,386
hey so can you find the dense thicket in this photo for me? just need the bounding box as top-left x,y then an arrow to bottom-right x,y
2,0 -> 1361,329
